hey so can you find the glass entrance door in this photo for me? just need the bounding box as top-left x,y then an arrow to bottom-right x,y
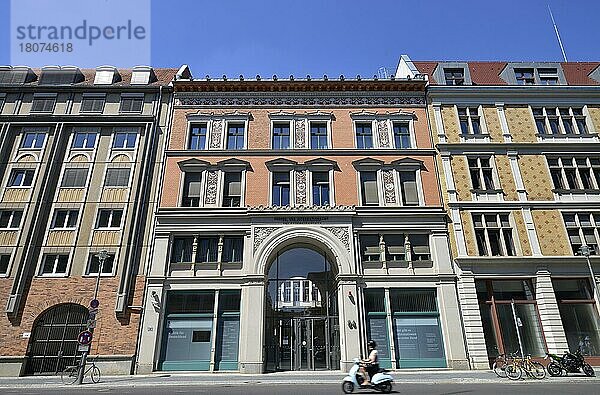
291,317 -> 329,370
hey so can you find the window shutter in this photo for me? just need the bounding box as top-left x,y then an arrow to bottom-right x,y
186,173 -> 202,198
401,172 -> 419,205
228,179 -> 241,196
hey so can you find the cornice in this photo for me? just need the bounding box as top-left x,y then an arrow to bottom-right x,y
437,142 -> 600,154
165,148 -> 437,157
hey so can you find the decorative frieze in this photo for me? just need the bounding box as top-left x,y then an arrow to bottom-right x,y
176,94 -> 425,107
209,120 -> 223,149
377,120 -> 391,148
295,170 -> 307,205
294,119 -> 306,148
204,170 -> 219,204
324,226 -> 351,252
382,169 -> 397,204
253,226 -> 280,253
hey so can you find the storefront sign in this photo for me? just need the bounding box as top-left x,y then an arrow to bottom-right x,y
278,216 -> 329,224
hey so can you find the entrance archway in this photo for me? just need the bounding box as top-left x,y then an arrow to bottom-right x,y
24,303 -> 88,375
264,245 -> 340,371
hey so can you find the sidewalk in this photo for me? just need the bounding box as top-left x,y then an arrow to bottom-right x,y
0,369 -> 598,389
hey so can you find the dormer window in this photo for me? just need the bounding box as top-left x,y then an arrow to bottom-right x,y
514,68 -> 535,85
94,66 -> 119,85
39,66 -> 83,85
131,66 -> 155,85
538,68 -> 558,85
443,68 -> 464,85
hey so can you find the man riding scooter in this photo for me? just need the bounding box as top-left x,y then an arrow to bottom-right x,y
359,340 -> 379,386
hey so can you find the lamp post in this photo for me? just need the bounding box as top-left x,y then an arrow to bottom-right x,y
77,250 -> 108,385
578,245 -> 600,308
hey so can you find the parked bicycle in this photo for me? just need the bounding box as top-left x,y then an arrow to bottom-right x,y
493,352 -> 517,378
506,354 -> 546,380
61,357 -> 101,385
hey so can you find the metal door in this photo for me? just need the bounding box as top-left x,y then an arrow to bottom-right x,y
25,303 -> 88,375
292,317 -> 329,370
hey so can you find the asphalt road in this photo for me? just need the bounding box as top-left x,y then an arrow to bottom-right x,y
0,383 -> 599,395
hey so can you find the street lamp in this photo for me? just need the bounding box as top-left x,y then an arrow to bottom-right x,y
77,249 -> 108,385
578,245 -> 600,306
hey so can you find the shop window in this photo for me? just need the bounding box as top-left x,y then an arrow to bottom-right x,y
364,289 -> 391,368
215,290 -> 241,370
166,291 -> 215,314
553,278 -> 600,356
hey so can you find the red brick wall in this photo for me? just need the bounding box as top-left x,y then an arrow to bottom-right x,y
0,275 -> 144,357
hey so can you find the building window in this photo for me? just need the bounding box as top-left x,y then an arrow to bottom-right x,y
468,157 -> 496,190
359,234 -> 381,262
61,168 -> 88,188
553,278 -> 600,356
514,68 -> 535,85
272,123 -> 290,149
360,171 -> 379,206
538,68 -> 558,85
272,172 -> 290,206
119,95 -> 143,113
104,168 -> 130,187
182,172 -> 202,207
51,209 -> 79,229
86,253 -> 115,275
223,172 -> 242,207
383,234 -> 405,262
188,124 -> 207,150
458,107 -> 482,135
312,171 -> 330,206
393,122 -> 411,149
399,171 -> 419,206
355,123 -> 373,149
8,169 -> 34,187
534,107 -> 588,136
81,96 -> 105,113
444,68 -> 464,85
31,96 -> 56,113
96,209 -> 123,229
409,234 -> 431,261
21,132 -> 46,149
222,236 -> 243,263
171,237 -> 194,263
0,255 -> 9,275
40,254 -> 68,276
310,122 -> 328,149
72,132 -> 97,149
112,132 -> 137,149
226,123 -> 245,150
563,213 -> 600,255
197,237 -> 219,263
548,157 -> 600,190
473,213 -> 516,256
0,210 -> 23,229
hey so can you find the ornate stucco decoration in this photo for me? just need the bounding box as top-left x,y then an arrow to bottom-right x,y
204,170 -> 219,204
382,169 -> 397,204
324,226 -> 351,252
295,119 -> 306,148
176,94 -> 425,107
209,120 -> 223,149
253,227 -> 280,253
295,170 -> 307,205
248,205 -> 355,212
377,120 -> 391,148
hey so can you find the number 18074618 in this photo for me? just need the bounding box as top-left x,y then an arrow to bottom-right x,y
19,42 -> 73,52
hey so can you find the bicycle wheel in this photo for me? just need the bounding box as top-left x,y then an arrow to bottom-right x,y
90,365 -> 101,383
61,366 -> 79,385
506,364 -> 522,380
493,361 -> 507,378
530,362 -> 546,379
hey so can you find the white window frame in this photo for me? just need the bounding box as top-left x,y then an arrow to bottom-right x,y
103,167 -> 132,188
20,129 -> 48,150
353,120 -> 376,149
391,120 -> 415,149
472,213 -> 517,256
224,119 -> 248,150
220,169 -> 245,207
457,106 -> 486,136
7,168 -> 35,188
119,93 -> 144,114
111,128 -> 139,151
187,122 -> 209,150
38,253 -> 70,277
308,120 -> 331,150
71,129 -> 99,150
271,120 -> 292,150
95,208 -> 124,229
0,251 -> 12,277
396,168 -> 424,207
309,169 -> 334,207
50,209 -> 79,230
31,94 -> 57,113
357,169 -> 381,206
532,106 -> 592,137
563,212 -> 600,255
84,252 -> 116,276
0,210 -> 23,230
270,170 -> 292,206
80,93 -> 106,113
59,166 -> 91,189
179,170 -> 205,207
467,156 -> 499,191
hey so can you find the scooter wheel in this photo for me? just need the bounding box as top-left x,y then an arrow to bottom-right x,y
583,364 -> 595,377
379,381 -> 392,393
342,381 -> 355,394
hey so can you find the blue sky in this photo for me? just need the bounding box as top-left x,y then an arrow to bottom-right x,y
1,0 -> 599,76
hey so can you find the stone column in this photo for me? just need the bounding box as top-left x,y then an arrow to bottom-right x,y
438,281 -> 469,369
535,271 -> 569,354
337,277 -> 361,371
456,273 -> 489,369
238,278 -> 266,373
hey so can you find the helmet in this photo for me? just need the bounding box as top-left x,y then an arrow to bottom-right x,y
368,340 -> 377,349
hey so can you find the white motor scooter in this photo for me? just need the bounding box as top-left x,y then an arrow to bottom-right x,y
342,358 -> 394,393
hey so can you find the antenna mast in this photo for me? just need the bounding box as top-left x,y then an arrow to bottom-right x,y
548,5 -> 568,62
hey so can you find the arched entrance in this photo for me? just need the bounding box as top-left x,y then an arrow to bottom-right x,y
264,245 -> 340,371
25,303 -> 88,375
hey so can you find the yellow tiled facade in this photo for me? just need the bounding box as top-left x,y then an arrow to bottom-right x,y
532,210 -> 572,256
518,155 -> 554,200
504,106 -> 536,143
495,155 -> 517,201
481,106 -> 503,141
441,106 -> 461,143
451,155 -> 472,201
512,209 -> 532,256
